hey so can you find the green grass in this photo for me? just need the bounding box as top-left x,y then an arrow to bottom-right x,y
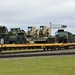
0,56 -> 75,75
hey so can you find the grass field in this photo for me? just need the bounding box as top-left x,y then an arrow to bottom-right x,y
0,56 -> 75,75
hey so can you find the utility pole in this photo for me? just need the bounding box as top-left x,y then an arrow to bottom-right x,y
50,22 -> 52,36
49,22 -> 67,36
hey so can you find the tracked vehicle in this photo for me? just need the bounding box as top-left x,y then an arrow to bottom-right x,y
34,26 -> 55,43
26,26 -> 38,43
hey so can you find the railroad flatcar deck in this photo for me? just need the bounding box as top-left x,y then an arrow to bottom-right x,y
0,43 -> 75,51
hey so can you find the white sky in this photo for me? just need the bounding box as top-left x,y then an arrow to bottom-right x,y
0,0 -> 75,35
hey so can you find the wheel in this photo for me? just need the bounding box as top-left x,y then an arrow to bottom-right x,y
15,35 -> 21,44
20,35 -> 26,44
64,46 -> 69,49
43,48 -> 46,51
46,48 -> 48,50
4,35 -> 10,44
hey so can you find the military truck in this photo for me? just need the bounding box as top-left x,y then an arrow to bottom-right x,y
9,28 -> 26,44
55,29 -> 74,43
0,26 -> 10,44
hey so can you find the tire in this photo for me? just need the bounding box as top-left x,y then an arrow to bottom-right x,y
4,35 -> 10,44
15,35 -> 21,44
20,35 -> 26,44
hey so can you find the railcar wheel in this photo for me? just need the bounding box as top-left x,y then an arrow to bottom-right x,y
64,46 -> 69,49
43,48 -> 46,51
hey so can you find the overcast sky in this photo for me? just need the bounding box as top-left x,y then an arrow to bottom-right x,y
0,0 -> 75,35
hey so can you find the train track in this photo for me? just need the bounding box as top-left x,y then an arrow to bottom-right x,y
0,49 -> 75,58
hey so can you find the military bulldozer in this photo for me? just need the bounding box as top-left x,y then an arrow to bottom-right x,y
9,28 -> 26,44
26,26 -> 39,43
26,26 -> 36,37
39,26 -> 50,37
34,26 -> 55,43
0,26 -> 10,44
26,26 -> 55,43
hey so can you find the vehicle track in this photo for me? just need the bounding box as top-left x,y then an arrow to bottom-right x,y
0,49 -> 75,58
